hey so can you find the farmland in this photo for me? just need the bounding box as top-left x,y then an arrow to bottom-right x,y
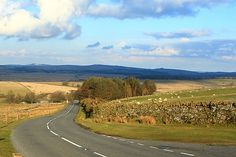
0,81 -> 77,104
0,103 -> 66,157
19,82 -> 77,94
0,82 -> 30,96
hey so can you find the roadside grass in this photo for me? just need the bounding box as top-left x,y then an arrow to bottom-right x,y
0,103 -> 66,157
76,111 -> 236,145
0,122 -> 18,157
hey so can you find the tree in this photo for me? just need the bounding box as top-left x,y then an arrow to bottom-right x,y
125,77 -> 142,97
15,94 -> 24,104
62,82 -> 69,86
80,77 -> 124,100
24,92 -> 37,104
5,91 -> 15,103
50,91 -> 66,103
142,80 -> 156,95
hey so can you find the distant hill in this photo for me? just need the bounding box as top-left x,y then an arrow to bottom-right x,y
0,64 -> 236,81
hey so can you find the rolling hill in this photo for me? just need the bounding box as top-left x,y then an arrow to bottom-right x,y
0,64 -> 236,81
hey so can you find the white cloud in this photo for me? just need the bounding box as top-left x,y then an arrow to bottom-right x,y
0,49 -> 28,56
0,0 -> 91,40
222,55 -> 236,61
0,0 -> 233,40
146,30 -> 211,40
129,47 -> 179,57
87,0 -> 233,19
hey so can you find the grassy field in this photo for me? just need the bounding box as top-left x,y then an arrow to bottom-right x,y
0,103 -> 66,157
76,107 -> 236,145
76,79 -> 236,145
117,87 -> 236,104
155,78 -> 236,92
0,82 -> 30,96
19,82 -> 77,94
38,82 -> 82,87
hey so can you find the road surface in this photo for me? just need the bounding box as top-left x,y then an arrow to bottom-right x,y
12,104 -> 236,157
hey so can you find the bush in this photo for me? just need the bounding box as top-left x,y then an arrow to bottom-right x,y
5,91 -> 16,103
142,80 -> 156,95
24,92 -> 37,104
62,82 -> 69,86
139,116 -> 156,125
50,91 -> 66,103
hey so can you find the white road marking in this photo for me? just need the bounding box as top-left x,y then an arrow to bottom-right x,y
137,143 -> 144,146
119,138 -> 125,141
61,137 -> 82,148
149,146 -> 159,150
112,137 -> 118,140
163,149 -> 174,152
94,152 -> 107,157
128,141 -> 134,144
180,152 -> 195,156
46,104 -> 108,157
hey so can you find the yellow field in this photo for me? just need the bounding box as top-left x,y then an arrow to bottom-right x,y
38,82 -> 82,87
0,82 -> 30,96
0,103 -> 65,125
156,81 -> 204,92
155,79 -> 236,93
19,82 -> 77,94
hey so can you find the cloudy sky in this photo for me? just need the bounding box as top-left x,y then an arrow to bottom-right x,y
0,0 -> 236,72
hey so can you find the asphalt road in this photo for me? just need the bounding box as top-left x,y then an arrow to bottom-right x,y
11,103 -> 236,157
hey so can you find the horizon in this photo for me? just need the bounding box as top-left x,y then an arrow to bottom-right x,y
0,0 -> 236,72
1,63 -> 236,73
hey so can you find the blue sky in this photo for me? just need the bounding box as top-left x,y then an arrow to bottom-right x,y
0,0 -> 236,72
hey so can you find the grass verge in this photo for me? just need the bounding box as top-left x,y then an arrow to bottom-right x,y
0,122 -> 19,157
76,109 -> 236,145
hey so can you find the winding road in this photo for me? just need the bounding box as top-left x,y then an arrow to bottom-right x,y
11,103 -> 236,157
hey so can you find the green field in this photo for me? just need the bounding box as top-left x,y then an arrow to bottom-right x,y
76,107 -> 236,145
76,85 -> 236,145
119,87 -> 236,104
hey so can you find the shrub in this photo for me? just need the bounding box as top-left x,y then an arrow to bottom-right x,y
24,92 -> 37,104
5,91 -> 16,103
50,91 -> 66,103
138,116 -> 156,125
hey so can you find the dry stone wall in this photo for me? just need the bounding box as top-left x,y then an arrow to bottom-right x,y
92,101 -> 236,124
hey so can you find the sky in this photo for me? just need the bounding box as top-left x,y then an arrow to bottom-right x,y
0,0 -> 236,72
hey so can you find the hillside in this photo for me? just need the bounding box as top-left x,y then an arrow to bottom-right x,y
0,64 -> 236,81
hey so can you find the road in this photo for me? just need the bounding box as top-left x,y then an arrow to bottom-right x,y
12,103 -> 236,157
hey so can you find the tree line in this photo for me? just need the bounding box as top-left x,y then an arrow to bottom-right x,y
78,77 -> 156,100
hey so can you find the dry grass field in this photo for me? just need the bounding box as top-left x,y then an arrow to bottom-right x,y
0,82 -> 30,96
156,81 -> 204,92
0,103 -> 65,126
19,82 -> 77,94
155,79 -> 236,93
38,82 -> 83,87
